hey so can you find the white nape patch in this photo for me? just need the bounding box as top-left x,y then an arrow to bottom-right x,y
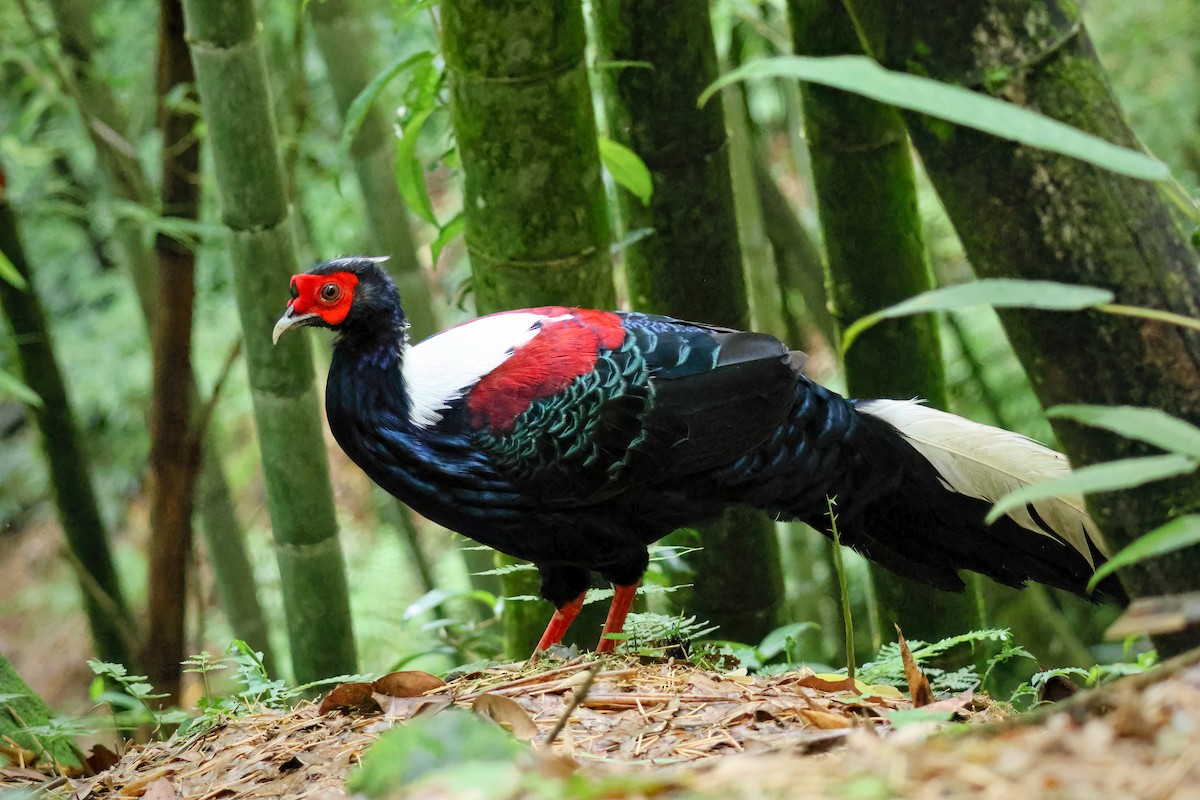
859,399 -> 1107,564
402,311 -> 568,427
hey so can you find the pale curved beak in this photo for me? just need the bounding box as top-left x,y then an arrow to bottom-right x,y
272,308 -> 319,345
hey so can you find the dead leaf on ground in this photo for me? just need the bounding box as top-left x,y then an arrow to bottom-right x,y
799,708 -> 855,729
472,693 -> 540,741
318,682 -> 379,715
921,689 -> 974,717
86,744 -> 121,774
897,626 -> 934,708
373,694 -> 453,720
141,777 -> 179,800
1039,674 -> 1079,704
795,673 -> 859,694
372,670 -> 446,697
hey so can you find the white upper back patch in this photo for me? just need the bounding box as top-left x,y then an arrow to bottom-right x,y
402,311 -> 566,427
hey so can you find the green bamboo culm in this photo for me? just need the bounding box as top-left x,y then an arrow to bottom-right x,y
841,0 -> 1200,656
789,0 -> 981,645
307,0 -> 438,340
442,0 -> 617,656
0,169 -> 135,670
594,0 -> 784,645
44,0 -> 272,668
181,0 -> 357,681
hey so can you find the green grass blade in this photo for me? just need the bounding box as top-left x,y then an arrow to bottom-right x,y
0,251 -> 27,290
0,368 -> 41,406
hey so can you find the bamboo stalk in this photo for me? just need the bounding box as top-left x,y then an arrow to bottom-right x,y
442,0 -> 616,656
594,0 -> 784,646
789,0 -> 981,646
41,0 -> 273,668
181,0 -> 358,680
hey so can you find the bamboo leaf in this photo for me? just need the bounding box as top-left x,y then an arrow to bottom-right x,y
842,279 -> 1113,353
700,56 -> 1169,181
0,251 -> 26,290
986,454 -> 1198,524
335,51 -> 435,175
1088,515 -> 1200,591
598,137 -> 653,205
1095,303 -> 1200,334
395,106 -> 439,226
430,212 -> 465,269
0,368 -> 41,407
1049,405 -> 1200,459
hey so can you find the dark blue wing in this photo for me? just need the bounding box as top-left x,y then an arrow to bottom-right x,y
473,311 -> 802,502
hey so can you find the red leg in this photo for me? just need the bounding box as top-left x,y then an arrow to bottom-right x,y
533,591 -> 586,654
595,583 -> 639,654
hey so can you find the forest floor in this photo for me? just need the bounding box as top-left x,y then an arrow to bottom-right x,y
7,650 -> 1200,800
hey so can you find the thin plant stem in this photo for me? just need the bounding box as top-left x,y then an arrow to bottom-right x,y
827,497 -> 855,682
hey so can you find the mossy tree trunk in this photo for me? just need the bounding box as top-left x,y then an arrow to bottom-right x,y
0,654 -> 80,769
443,0 -> 616,657
843,0 -> 1200,653
789,0 -> 981,645
0,161 -> 135,669
594,0 -> 783,645
182,0 -> 358,680
43,0 -> 272,668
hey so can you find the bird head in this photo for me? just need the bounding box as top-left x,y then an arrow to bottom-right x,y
273,257 -> 401,344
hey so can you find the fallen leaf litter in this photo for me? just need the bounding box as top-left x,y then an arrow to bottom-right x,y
8,656 -> 1200,799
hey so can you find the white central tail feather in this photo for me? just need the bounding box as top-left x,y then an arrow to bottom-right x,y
858,399 -> 1108,567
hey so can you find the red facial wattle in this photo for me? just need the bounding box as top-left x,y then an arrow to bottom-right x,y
289,271 -> 359,326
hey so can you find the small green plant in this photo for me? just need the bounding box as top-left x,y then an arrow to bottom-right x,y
181,650 -> 228,701
826,497 -> 856,681
704,621 -> 821,674
614,612 -> 719,657
397,586 -> 506,669
1009,648 -> 1158,707
855,628 -> 1018,695
87,659 -> 178,732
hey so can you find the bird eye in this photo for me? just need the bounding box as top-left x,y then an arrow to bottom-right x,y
320,283 -> 342,303
289,281 -> 299,300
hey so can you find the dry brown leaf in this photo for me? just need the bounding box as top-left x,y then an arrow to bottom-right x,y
896,627 -> 934,708
86,743 -> 121,775
922,690 -> 974,717
372,670 -> 447,697
795,674 -> 859,694
472,693 -> 541,741
141,777 -> 180,800
798,708 -> 854,729
1039,674 -> 1079,704
318,682 -> 380,715
373,694 -> 453,720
